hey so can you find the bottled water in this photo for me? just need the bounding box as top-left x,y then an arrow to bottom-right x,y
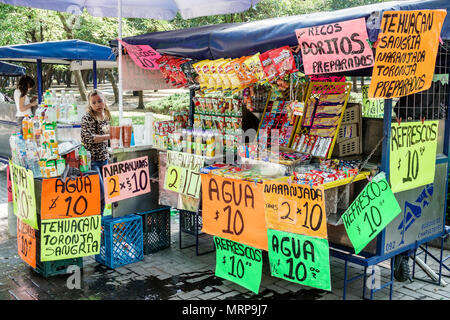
25,139 -> 41,177
44,90 -> 52,105
68,91 -> 78,123
9,132 -> 19,165
15,133 -> 27,167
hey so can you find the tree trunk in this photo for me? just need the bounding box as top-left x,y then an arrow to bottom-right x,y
74,70 -> 87,101
65,70 -> 72,88
352,77 -> 358,93
137,91 -> 145,109
107,70 -> 119,104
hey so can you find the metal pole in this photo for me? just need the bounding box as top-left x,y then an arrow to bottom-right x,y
93,60 -> 97,89
118,0 -> 123,125
37,59 -> 42,104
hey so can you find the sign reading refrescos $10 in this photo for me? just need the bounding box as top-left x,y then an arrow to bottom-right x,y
342,172 -> 401,254
390,120 -> 438,193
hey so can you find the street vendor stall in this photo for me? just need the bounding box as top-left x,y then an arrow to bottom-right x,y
0,39 -> 116,160
110,0 -> 450,299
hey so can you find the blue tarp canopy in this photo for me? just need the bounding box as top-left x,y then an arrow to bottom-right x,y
110,0 -> 450,61
0,61 -> 25,76
0,39 -> 116,64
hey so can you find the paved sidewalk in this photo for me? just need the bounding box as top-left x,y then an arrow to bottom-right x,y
0,213 -> 449,301
0,166 -> 449,301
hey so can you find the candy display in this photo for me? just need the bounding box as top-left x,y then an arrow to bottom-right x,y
292,159 -> 361,186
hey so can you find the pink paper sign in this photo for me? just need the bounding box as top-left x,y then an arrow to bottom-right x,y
102,156 -> 151,204
118,39 -> 161,70
296,18 -> 374,75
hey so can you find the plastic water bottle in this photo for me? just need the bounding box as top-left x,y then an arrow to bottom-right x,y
9,132 -> 18,164
46,104 -> 57,122
25,139 -> 41,177
68,91 -> 78,123
15,133 -> 27,167
59,90 -> 67,123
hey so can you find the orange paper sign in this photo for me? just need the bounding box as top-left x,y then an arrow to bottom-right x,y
17,218 -> 37,268
201,174 -> 268,251
368,10 -> 447,98
40,174 -> 101,219
263,182 -> 327,239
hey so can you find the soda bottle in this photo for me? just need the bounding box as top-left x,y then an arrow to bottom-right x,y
79,145 -> 88,172
22,114 -> 32,139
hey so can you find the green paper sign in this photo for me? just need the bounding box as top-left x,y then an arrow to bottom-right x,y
40,215 -> 101,261
342,172 -> 401,254
9,161 -> 38,230
390,120 -> 438,193
214,236 -> 263,294
362,85 -> 384,118
267,229 -> 331,291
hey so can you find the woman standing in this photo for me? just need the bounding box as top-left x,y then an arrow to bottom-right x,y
80,89 -> 111,214
14,75 -> 37,129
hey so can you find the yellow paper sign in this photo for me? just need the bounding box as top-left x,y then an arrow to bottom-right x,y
40,215 -> 101,261
164,165 -> 183,192
263,182 -> 327,239
9,162 -> 38,230
390,120 -> 438,193
369,10 -> 447,98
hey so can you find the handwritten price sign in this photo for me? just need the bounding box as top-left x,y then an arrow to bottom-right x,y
164,151 -> 204,199
17,218 -> 37,268
118,39 -> 161,70
9,161 -> 38,230
296,18 -> 374,75
201,174 -> 268,250
103,156 -> 151,204
263,182 -> 327,239
342,172 -> 401,254
390,121 -> 438,193
214,236 -> 263,294
41,174 -> 101,219
267,229 -> 331,291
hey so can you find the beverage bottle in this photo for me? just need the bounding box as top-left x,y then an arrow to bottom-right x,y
9,132 -> 18,165
15,133 -> 27,167
22,114 -> 31,139
78,145 -> 88,172
44,90 -> 52,105
59,93 -> 67,123
25,139 -> 41,177
32,116 -> 42,142
68,91 -> 78,123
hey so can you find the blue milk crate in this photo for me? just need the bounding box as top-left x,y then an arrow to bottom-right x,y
95,214 -> 144,269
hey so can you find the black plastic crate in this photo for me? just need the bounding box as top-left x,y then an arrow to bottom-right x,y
180,210 -> 203,236
136,206 -> 171,254
34,257 -> 83,278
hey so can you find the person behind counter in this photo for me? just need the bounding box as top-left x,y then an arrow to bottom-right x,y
14,75 -> 38,129
81,89 -> 111,214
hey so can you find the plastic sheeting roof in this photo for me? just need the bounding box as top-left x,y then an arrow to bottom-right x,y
0,39 -> 116,64
0,61 -> 25,76
110,0 -> 450,61
0,0 -> 262,20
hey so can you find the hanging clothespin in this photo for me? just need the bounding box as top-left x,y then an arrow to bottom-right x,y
421,116 -> 426,125
309,180 -> 314,189
439,37 -> 444,45
366,175 -> 373,183
396,117 -> 402,126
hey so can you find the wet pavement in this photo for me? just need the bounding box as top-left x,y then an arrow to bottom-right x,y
1,165 -> 450,301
